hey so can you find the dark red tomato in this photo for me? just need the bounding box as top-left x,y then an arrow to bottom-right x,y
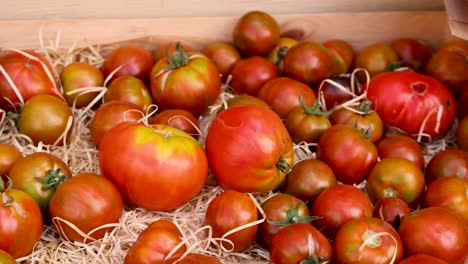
316,76 -> 355,110
205,190 -> 258,252
355,43 -> 399,77
311,184 -> 373,238
323,39 -> 356,75
390,38 -> 432,72
284,158 -> 336,204
225,94 -> 269,109
457,116 -> 468,151
102,44 -> 154,83
18,94 -> 74,146
366,71 -> 457,139
316,124 -> 378,184
232,10 -> 280,57
283,41 -> 336,85
0,249 -> 16,264
60,62 -> 104,108
270,223 -> 332,264
0,144 -> 22,176
457,83 -> 468,118
202,42 -> 241,82
9,152 -> 72,211
104,75 -> 153,113
377,135 -> 425,169
267,37 -> 298,72
399,254 -> 449,264
205,105 -> 294,193
257,193 -> 315,249
373,197 -> 411,228
398,207 -> 468,264
0,50 -> 61,111
425,149 -> 468,184
257,77 -> 317,118
230,56 -> 278,96
153,41 -> 194,62
49,172 -> 123,242
178,254 -> 221,264
150,44 -> 221,117
333,217 -> 404,264
423,177 -> 468,224
285,103 -> 332,143
151,109 -> 200,138
99,122 -> 208,211
124,219 -> 187,264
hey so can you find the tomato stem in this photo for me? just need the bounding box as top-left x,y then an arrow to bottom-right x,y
276,156 -> 292,174
35,168 -> 67,192
388,61 -> 405,71
267,202 -> 319,226
356,99 -> 373,113
164,42 -> 191,70
300,97 -> 334,117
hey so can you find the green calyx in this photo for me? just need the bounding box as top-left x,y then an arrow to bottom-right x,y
277,46 -> 289,62
163,42 -> 191,70
356,99 -> 373,114
35,168 -> 67,193
388,61 -> 405,71
300,97 -> 334,117
267,202 -> 319,226
276,156 -> 292,175
0,176 -> 13,192
299,255 -> 327,264
0,177 -> 13,206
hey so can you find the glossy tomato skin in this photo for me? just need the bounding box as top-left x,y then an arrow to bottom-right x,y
99,122 -> 209,211
333,217 -> 404,264
373,197 -> 411,227
153,41 -> 194,62
270,223 -> 332,264
355,43 -> 399,77
316,124 -> 378,184
178,254 -> 221,264
267,37 -> 298,72
230,56 -> 278,96
0,249 -> 16,264
205,105 -> 294,193
390,38 -> 432,72
225,94 -> 269,109
103,75 -> 153,113
366,71 -> 457,139
151,109 -> 200,139
202,42 -> 241,82
205,190 -> 258,252
399,254 -> 449,264
323,39 -> 356,74
457,116 -> 468,151
317,76 -> 355,110
425,149 -> 468,184
376,135 -> 425,169
398,207 -> 468,264
0,144 -> 22,176
285,105 -> 332,143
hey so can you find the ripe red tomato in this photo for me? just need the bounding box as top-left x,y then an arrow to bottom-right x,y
153,41 -> 194,62
366,71 -> 457,139
230,56 -> 278,96
267,37 -> 298,72
270,223 -> 332,264
311,184 -> 373,238
285,103 -> 332,143
376,135 -> 425,169
398,207 -> 468,264
232,11 -> 280,57
177,254 -> 221,264
399,254 -> 449,264
316,124 -> 378,184
205,104 -> 294,193
425,149 -> 468,184
202,42 -> 241,82
99,122 -> 208,211
333,217 -> 404,264
457,116 -> 468,151
390,38 -> 432,72
0,249 -> 16,264
124,219 -> 187,264
205,190 -> 258,252
0,144 -> 22,176
355,43 -> 399,77
151,109 -> 200,138
18,94 -> 74,146
49,172 -> 123,242
317,76 -> 355,110
323,39 -> 356,74
150,44 -> 221,117
373,197 -> 411,228
103,75 -> 153,113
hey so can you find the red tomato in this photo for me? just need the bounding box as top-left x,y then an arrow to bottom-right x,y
398,207 -> 468,264
205,104 -> 294,193
317,75 -> 355,110
202,42 -> 241,82
316,124 -> 378,184
232,11 -> 280,57
376,135 -> 425,169
323,39 -> 356,75
153,41 -> 194,62
224,94 -> 269,109
311,184 -> 373,238
151,109 -> 200,139
399,254 -> 449,264
285,103 -> 332,143
205,190 -> 258,252
104,75 -> 153,113
270,223 -> 332,264
457,116 -> 468,151
373,197 -> 411,228
390,38 -> 432,72
355,43 -> 399,77
150,44 -> 221,117
177,254 -> 221,264
0,144 -> 22,176
230,56 -> 278,96
0,249 -> 16,264
366,71 -> 457,139
425,149 -> 468,184
99,122 -> 208,211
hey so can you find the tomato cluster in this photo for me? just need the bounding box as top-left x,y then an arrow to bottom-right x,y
0,9 -> 467,264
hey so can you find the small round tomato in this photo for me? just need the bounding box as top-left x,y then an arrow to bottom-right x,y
316,76 -> 355,110
399,254 -> 449,264
178,254 -> 221,264
60,62 -> 104,108
323,39 -> 356,75
205,190 -> 258,252
0,144 -> 22,176
202,42 -> 241,82
151,109 -> 200,138
373,197 -> 411,228
0,249 -> 16,264
18,94 -> 74,146
457,116 -> 468,151
232,10 -> 280,57
425,149 -> 468,184
398,207 -> 468,264
267,37 -> 298,72
49,172 -> 123,242
104,75 -> 153,113
225,94 -> 269,109
390,38 -> 432,72
355,43 -> 399,77
377,135 -> 425,169
153,41 -> 194,62
285,102 -> 332,144
230,56 -> 278,96
284,158 -> 336,204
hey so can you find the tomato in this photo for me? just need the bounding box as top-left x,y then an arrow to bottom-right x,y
316,76 -> 355,110
230,56 -> 278,96
124,219 -> 187,264
0,182 -> 42,258
150,44 -> 221,117
153,41 -> 194,62
102,44 -> 154,83
0,50 -> 60,112
311,184 -> 373,238
355,43 -> 399,77
257,77 -> 317,118
284,158 -> 336,204
205,190 -> 258,252
425,149 -> 468,184
399,254 -> 449,264
60,62 -> 104,108
9,152 -> 72,211
0,249 -> 16,264
457,116 -> 468,151
18,94 -> 74,146
285,102 -> 332,144
177,254 -> 221,264
283,41 -> 336,85
423,177 -> 468,224
232,10 -> 280,57
398,207 -> 468,264
376,135 -> 425,169
267,37 -> 298,72
103,75 -> 153,113
257,193 -> 315,249
270,223 -> 332,264
49,172 -> 123,242
0,144 -> 22,176
99,122 -> 208,211
373,197 -> 411,228
323,39 -> 356,75
205,104 -> 294,193
457,84 -> 468,118
316,124 -> 378,184
390,38 -> 432,72
151,109 -> 200,138
202,42 -> 241,82
224,94 -> 269,109
366,71 -> 457,139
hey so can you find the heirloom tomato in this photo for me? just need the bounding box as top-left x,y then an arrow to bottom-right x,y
317,76 -> 355,110
457,116 -> 468,151
425,149 -> 467,184
373,197 -> 411,228
0,144 -> 22,176
103,75 -> 153,113
153,41 -> 194,62
230,56 -> 278,96
0,249 -> 16,264
323,39 -> 356,75
151,109 -> 200,138
202,42 -> 241,82
355,43 -> 399,77
390,38 -> 432,72
376,135 -> 425,169
285,101 -> 332,143
399,254 -> 449,264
